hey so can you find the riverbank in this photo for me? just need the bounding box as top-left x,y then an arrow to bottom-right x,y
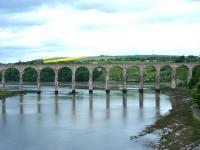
131,88 -> 200,149
0,90 -> 19,99
192,104 -> 200,122
0,89 -> 37,99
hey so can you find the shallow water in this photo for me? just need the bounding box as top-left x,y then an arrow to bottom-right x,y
0,86 -> 172,150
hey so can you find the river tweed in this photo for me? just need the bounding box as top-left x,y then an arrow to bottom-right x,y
0,86 -> 171,150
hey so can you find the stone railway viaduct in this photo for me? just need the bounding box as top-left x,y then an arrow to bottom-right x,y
0,63 -> 199,94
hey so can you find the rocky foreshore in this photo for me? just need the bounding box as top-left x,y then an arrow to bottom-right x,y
131,88 -> 200,150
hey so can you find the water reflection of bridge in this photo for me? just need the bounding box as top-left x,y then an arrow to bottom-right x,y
1,92 -> 161,117
1,63 -> 198,93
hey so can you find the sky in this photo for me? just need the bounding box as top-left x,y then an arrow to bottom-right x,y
0,0 -> 200,63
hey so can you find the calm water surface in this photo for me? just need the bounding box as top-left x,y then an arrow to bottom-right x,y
0,86 -> 172,150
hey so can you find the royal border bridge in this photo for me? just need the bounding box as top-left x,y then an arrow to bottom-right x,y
0,63 -> 199,94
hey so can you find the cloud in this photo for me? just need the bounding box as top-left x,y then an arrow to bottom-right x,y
0,0 -> 200,63
0,0 -> 74,13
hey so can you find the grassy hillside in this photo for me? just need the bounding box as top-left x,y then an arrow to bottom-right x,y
15,55 -> 200,65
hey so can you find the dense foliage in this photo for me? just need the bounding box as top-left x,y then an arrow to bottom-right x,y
23,68 -> 37,82
190,66 -> 200,107
189,67 -> 200,89
127,67 -> 139,82
92,67 -> 106,82
75,67 -> 89,82
58,67 -> 72,82
5,68 -> 19,82
192,82 -> 200,107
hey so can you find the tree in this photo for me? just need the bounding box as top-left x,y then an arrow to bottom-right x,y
175,56 -> 185,63
189,67 -> 200,89
192,82 -> 200,107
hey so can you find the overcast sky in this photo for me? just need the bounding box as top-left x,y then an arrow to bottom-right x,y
0,0 -> 200,63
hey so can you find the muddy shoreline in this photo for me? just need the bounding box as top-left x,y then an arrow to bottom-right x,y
0,90 -> 37,100
131,88 -> 200,150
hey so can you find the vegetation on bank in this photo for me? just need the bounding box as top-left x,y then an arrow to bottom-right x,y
190,64 -> 200,107
0,90 -> 18,99
192,82 -> 200,107
120,55 -> 200,149
130,88 -> 200,149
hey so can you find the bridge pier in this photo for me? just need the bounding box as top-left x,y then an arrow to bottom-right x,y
122,67 -> 127,93
37,71 -> 41,94
54,70 -> 58,94
0,63 -> 199,94
155,68 -> 160,92
171,67 -> 176,89
1,70 -> 5,89
55,90 -> 58,94
37,90 -> 41,94
105,67 -> 110,93
72,68 -> 76,94
89,69 -> 93,94
188,67 -> 193,84
139,67 -> 144,92
19,72 -> 23,93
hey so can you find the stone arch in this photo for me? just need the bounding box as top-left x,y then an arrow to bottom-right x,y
160,65 -> 173,87
92,66 -> 106,82
176,65 -> 189,86
160,65 -> 173,71
192,65 -> 200,75
110,65 -> 123,71
92,66 -> 106,89
126,65 -> 140,85
109,66 -> 123,88
176,64 -> 189,71
58,67 -> 72,83
40,66 -> 55,74
5,67 -> 20,82
189,65 -> 200,88
40,67 -> 55,83
75,66 -> 89,82
23,67 -> 37,82
143,65 -> 157,84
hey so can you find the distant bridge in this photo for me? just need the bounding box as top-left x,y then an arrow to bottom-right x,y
0,63 -> 199,94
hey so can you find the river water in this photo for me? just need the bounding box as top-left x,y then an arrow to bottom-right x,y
0,86 -> 172,150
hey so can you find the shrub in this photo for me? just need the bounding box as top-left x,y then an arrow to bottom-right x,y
192,82 -> 200,107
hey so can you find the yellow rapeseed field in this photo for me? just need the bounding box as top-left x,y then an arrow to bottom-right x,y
43,57 -> 85,63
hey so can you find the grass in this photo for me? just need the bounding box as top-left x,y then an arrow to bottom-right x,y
0,89 -> 39,100
0,89 -> 18,99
